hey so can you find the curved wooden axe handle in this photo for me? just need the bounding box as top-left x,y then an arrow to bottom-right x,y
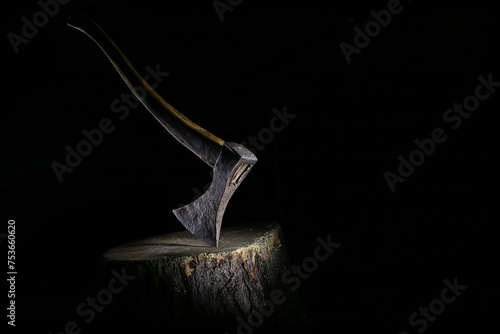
67,14 -> 224,167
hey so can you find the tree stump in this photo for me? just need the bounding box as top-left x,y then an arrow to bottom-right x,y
102,222 -> 307,333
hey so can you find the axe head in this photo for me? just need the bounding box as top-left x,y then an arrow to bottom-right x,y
173,142 -> 257,247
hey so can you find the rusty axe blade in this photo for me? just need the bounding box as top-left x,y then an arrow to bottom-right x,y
68,15 -> 257,247
173,142 -> 256,247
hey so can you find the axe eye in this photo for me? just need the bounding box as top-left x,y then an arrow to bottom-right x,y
230,164 -> 251,187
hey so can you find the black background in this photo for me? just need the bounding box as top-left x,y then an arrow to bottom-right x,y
3,0 -> 498,333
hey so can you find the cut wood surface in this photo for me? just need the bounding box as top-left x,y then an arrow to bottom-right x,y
102,221 -> 307,332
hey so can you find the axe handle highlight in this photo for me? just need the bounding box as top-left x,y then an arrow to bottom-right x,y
67,14 -> 224,167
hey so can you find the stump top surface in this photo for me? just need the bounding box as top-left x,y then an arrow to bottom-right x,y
103,222 -> 281,262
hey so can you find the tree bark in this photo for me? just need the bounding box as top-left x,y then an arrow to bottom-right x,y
102,221 -> 307,333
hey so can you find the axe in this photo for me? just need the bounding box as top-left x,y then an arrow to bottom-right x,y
67,15 -> 257,247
